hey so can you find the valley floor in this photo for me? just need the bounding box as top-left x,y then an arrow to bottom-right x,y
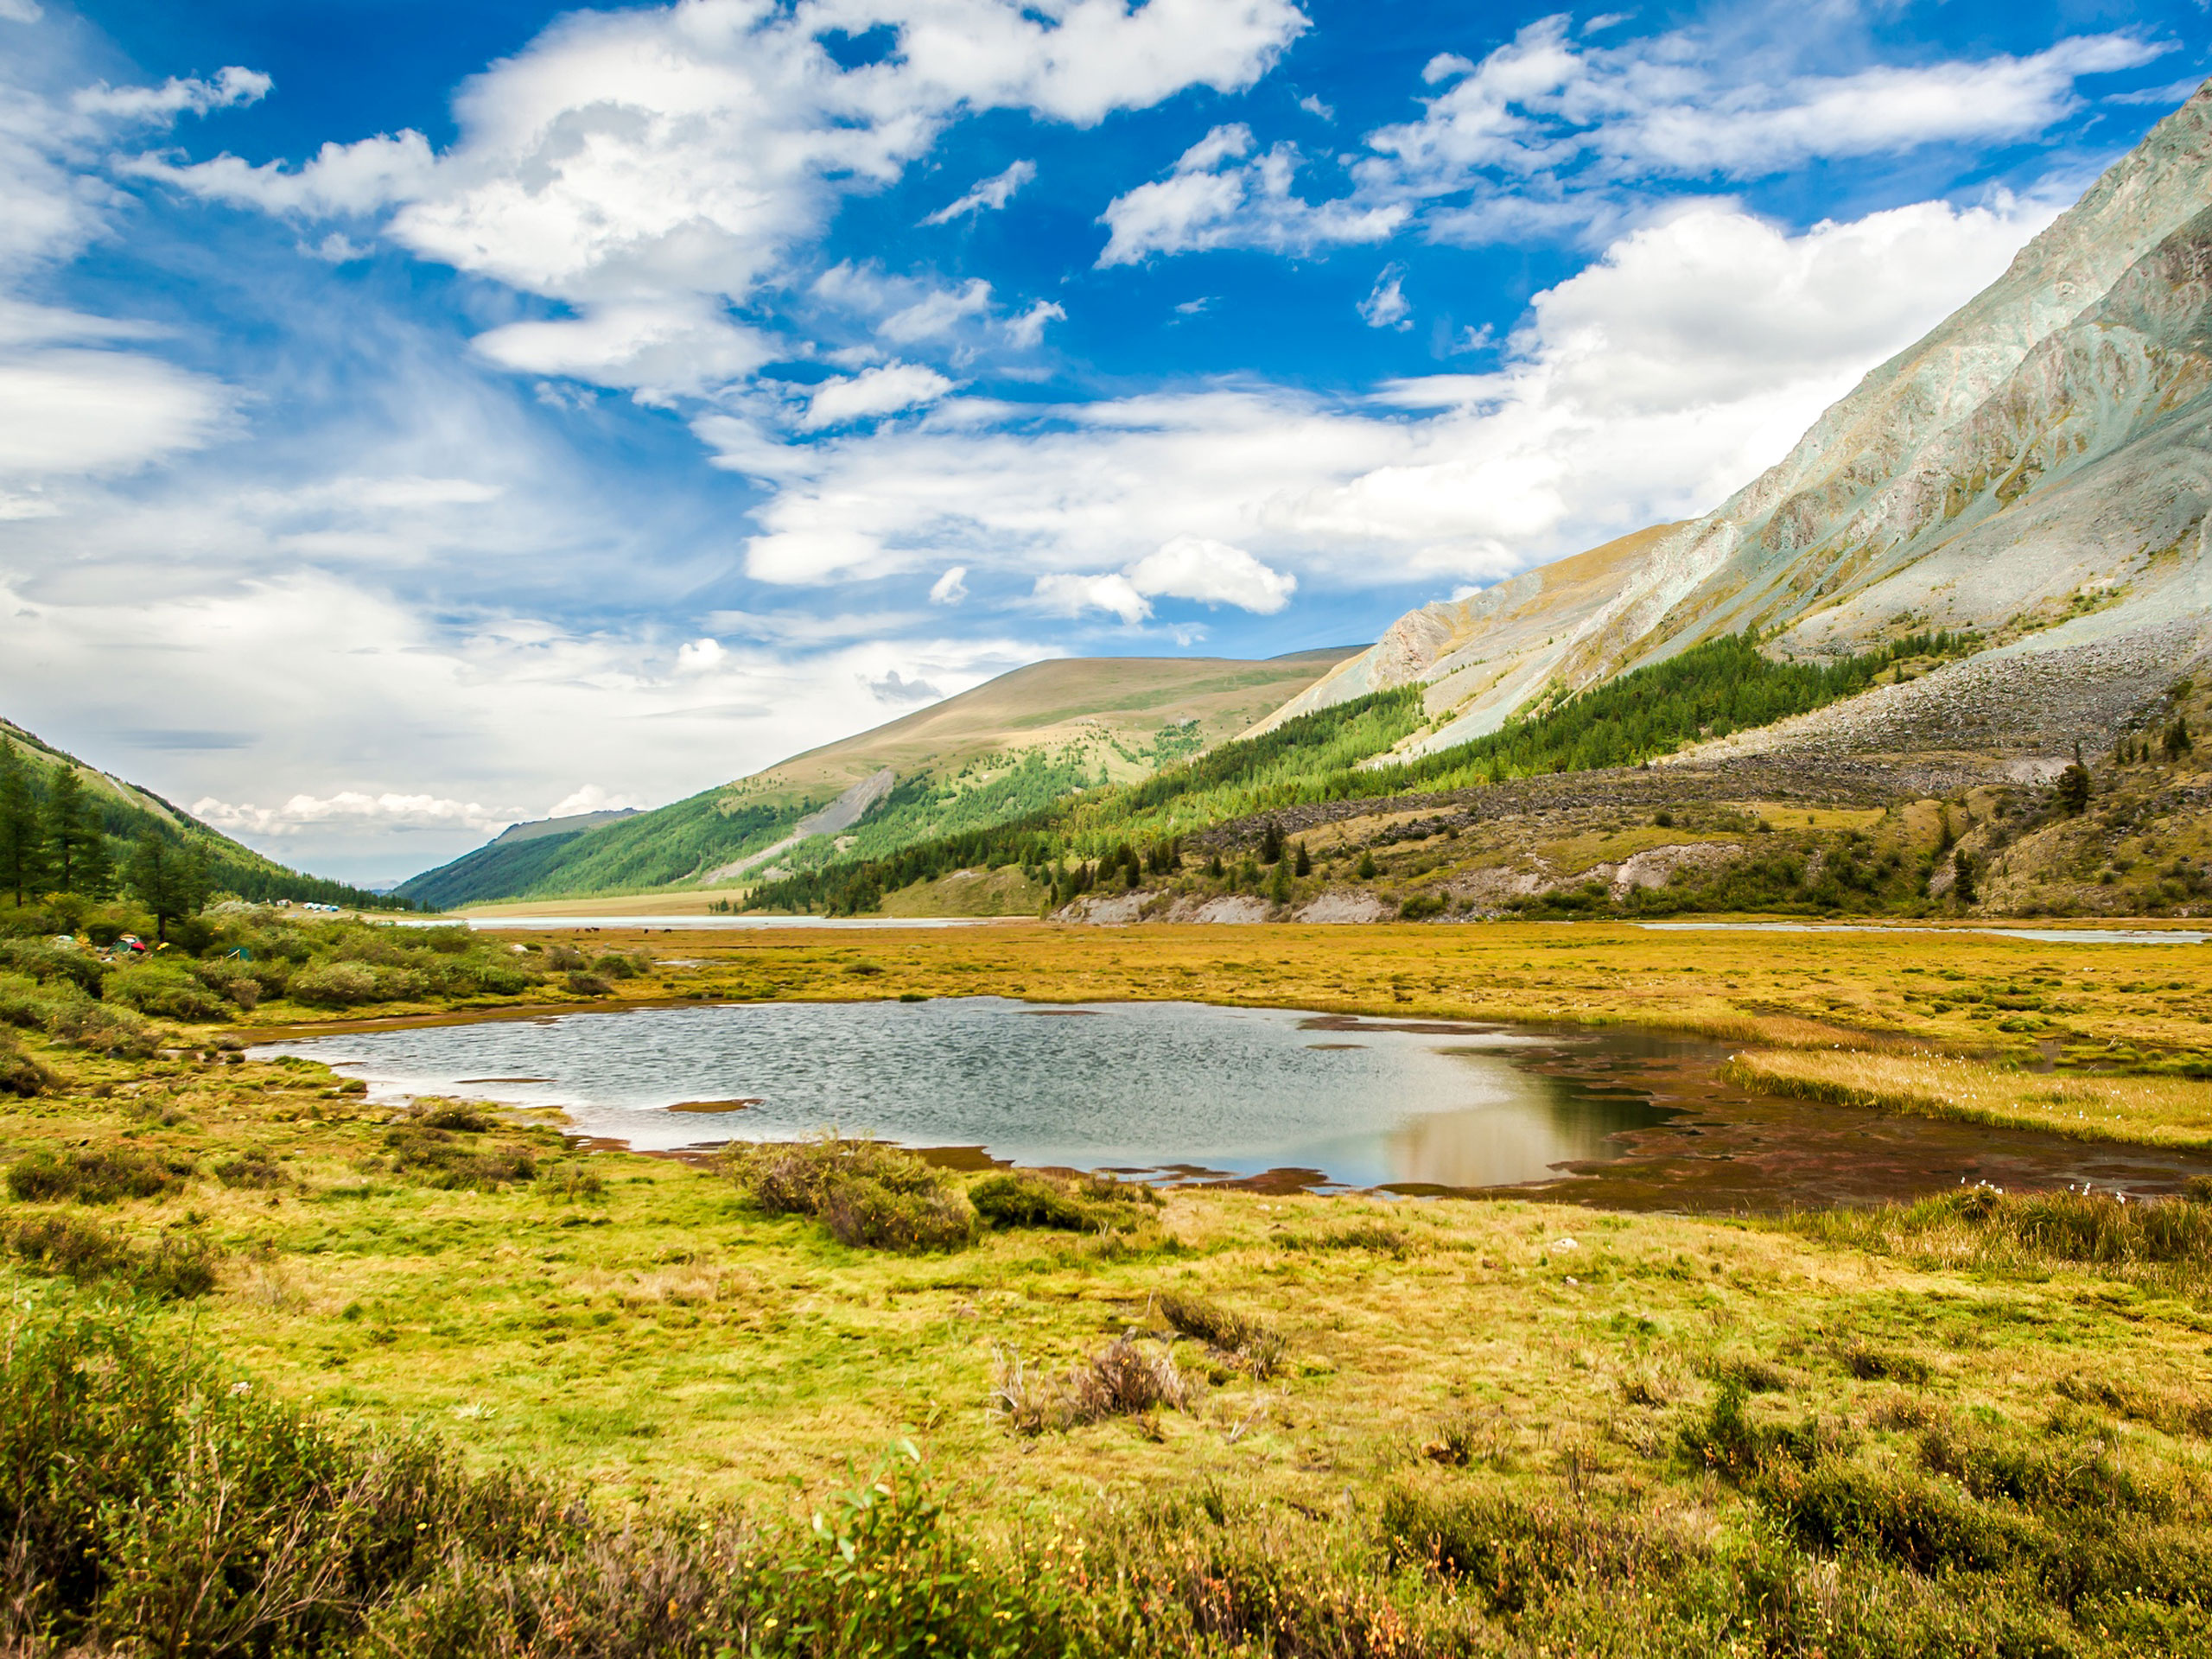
7,921 -> 2212,1654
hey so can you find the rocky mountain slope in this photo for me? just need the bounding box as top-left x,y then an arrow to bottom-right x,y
1271,80 -> 2212,764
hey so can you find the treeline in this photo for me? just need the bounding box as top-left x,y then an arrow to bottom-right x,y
741,689 -> 1423,913
742,630 -> 1975,915
0,744 -> 405,917
1352,629 -> 1976,796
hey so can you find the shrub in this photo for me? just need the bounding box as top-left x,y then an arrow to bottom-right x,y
211,1150 -> 289,1190
1156,1291 -> 1286,1377
992,1337 -> 1193,1434
286,961 -> 380,1007
820,1177 -> 976,1253
7,1145 -> 191,1205
726,1134 -> 943,1216
108,969 -> 227,1023
0,1032 -> 51,1098
1398,892 -> 1446,921
4,1217 -> 219,1300
564,971 -> 614,996
0,1305 -> 1081,1659
380,1117 -> 537,1191
968,1169 -> 1152,1234
43,1000 -> 156,1058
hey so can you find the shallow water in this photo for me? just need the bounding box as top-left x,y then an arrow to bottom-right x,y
251,999 -> 2212,1210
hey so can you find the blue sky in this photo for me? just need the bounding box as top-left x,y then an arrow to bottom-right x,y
0,0 -> 2203,881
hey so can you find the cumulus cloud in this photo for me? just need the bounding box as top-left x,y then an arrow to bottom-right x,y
1099,18 -> 2160,260
1126,537 -> 1295,612
928,564 -> 969,604
921,157 -> 1036,224
133,0 -> 1306,398
73,66 -> 270,124
711,193 -> 2053,597
1033,570 -> 1151,624
804,361 -> 956,428
191,791 -> 517,836
675,638 -> 725,673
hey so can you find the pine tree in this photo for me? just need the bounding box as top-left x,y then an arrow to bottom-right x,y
1356,849 -> 1377,880
42,767 -> 112,897
127,832 -> 210,943
1268,857 -> 1292,905
0,747 -> 45,906
2056,744 -> 2091,816
1260,822 -> 1284,865
1293,840 -> 1312,878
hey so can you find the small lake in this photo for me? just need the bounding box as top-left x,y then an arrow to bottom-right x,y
250,999 -> 2212,1210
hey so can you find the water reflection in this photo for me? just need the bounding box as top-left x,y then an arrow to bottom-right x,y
248,997 -> 2212,1210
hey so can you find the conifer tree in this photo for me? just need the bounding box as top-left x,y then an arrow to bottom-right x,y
0,747 -> 45,906
1293,840 -> 1312,878
1260,822 -> 1283,864
127,832 -> 210,942
42,767 -> 112,897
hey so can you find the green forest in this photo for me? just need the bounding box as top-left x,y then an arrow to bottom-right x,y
743,630 -> 1976,914
0,733 -> 403,921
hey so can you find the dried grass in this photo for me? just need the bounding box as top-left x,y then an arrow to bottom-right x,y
991,1337 -> 1194,1435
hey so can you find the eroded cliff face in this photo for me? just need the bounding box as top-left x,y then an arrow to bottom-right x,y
1281,80 -> 2212,762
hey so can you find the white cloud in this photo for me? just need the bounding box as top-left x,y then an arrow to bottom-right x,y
1005,298 -> 1065,348
880,278 -> 995,343
1127,537 -> 1295,611
867,667 -> 941,702
709,193 -> 2051,598
132,0 -> 1306,399
1033,570 -> 1152,624
0,347 -> 232,477
1298,93 -> 1333,120
192,791 -> 517,836
675,638 -> 725,673
547,783 -> 645,817
804,361 -> 956,427
0,1 -> 43,23
928,564 -> 969,603
1096,124 -> 1406,264
921,157 -> 1036,224
1358,263 -> 1411,330
73,66 -> 270,124
1099,19 -> 2161,260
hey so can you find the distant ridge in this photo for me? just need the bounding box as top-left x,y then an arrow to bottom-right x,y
394,648 -> 1361,907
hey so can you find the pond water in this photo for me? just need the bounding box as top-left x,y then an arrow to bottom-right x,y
250,999 -> 2212,1210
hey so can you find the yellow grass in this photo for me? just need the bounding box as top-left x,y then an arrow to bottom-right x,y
1725,1046 -> 2212,1147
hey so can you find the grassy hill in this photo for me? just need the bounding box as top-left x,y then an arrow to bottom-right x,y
0,718 -> 405,911
396,648 -> 1361,909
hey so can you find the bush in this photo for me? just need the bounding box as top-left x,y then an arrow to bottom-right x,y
7,1145 -> 192,1205
820,1176 -> 977,1252
727,1134 -> 943,1216
4,1217 -> 219,1300
0,1305 -> 1080,1659
971,1171 -> 1096,1230
1398,893 -> 1446,921
728,1135 -> 976,1253
0,1032 -> 51,1098
564,971 -> 614,996
1156,1291 -> 1286,1377
286,961 -> 381,1007
108,968 -> 227,1023
380,1122 -> 537,1191
211,1149 -> 289,1190
41,1000 -> 156,1058
992,1337 -> 1194,1434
